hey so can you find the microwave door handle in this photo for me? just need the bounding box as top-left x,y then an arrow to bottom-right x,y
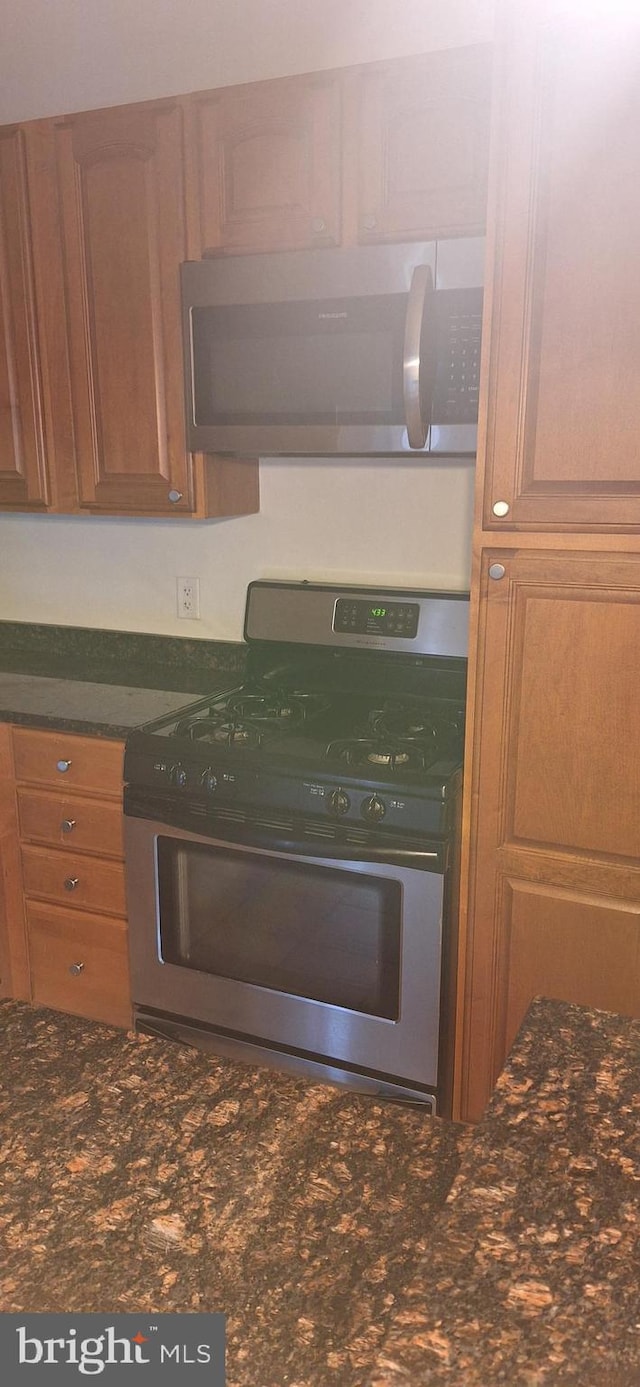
402,264 -> 434,449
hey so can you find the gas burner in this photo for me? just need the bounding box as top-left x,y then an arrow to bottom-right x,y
226,690 -> 329,727
367,749 -> 411,767
173,714 -> 262,749
369,702 -> 464,747
210,721 -> 262,748
368,703 -> 440,743
326,737 -> 434,773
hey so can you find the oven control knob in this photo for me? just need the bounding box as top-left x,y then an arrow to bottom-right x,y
328,788 -> 351,816
169,762 -> 188,788
361,794 -> 386,823
201,768 -> 218,795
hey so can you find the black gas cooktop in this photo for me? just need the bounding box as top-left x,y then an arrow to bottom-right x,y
124,582 -> 469,841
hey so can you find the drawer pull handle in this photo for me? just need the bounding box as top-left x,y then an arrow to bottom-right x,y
64,877 -> 79,891
56,759 -> 72,773
61,819 -> 76,834
68,962 -> 85,976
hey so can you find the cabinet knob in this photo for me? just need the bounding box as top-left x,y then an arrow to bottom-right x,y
61,819 -> 76,834
489,563 -> 506,581
311,216 -> 326,233
492,500 -> 510,517
56,759 -> 72,773
363,214 -> 377,231
168,490 -> 183,503
68,962 -> 85,976
64,876 -> 79,891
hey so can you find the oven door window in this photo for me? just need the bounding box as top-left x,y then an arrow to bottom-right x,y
156,838 -> 401,1019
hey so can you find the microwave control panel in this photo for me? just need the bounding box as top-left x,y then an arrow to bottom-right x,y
333,599 -> 419,639
432,286 -> 483,424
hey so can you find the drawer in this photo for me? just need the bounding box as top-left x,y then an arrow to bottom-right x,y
12,727 -> 124,797
27,900 -> 131,1029
21,844 -> 127,918
17,787 -> 124,859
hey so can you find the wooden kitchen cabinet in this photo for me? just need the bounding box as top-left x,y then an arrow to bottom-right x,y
184,73 -> 342,257
185,48 -> 492,258
457,0 -> 640,1123
479,8 -> 640,531
0,725 -> 28,999
356,46 -> 492,246
0,127 -> 51,510
2,108 -> 258,519
48,100 -> 258,518
459,551 -> 640,1120
10,726 -> 131,1028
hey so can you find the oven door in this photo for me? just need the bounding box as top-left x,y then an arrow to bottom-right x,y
124,814 -> 446,1095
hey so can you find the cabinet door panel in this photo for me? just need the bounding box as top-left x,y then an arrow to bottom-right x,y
357,47 -> 491,244
460,551 -> 640,1120
54,103 -> 194,513
503,880 -> 640,1056
187,74 -> 341,256
482,9 -> 640,529
0,128 -> 49,509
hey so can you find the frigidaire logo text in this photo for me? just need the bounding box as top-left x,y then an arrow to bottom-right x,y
16,1326 -> 213,1376
317,311 -> 347,319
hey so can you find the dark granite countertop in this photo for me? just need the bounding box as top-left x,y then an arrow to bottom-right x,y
371,996 -> 640,1387
0,619 -> 245,738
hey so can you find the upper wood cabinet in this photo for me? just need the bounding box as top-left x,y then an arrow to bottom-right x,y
185,73 -> 342,257
356,46 -> 492,245
0,127 -> 50,510
480,8 -> 640,532
10,105 -> 258,520
49,101 -> 257,518
184,47 -> 492,258
52,101 -> 193,514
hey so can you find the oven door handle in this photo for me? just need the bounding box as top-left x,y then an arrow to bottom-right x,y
257,835 -> 444,871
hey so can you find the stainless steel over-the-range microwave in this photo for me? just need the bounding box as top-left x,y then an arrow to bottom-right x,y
180,238 -> 485,459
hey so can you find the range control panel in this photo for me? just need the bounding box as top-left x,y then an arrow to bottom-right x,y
333,598 -> 420,639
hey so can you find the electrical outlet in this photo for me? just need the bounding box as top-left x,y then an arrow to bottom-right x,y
177,576 -> 201,619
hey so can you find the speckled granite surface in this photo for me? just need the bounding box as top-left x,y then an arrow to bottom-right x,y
371,997 -> 640,1387
0,620 -> 245,737
0,1000 -> 466,1387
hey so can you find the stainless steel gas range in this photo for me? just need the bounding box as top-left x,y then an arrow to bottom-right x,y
123,581 -> 469,1113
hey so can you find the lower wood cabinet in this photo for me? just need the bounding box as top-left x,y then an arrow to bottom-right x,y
458,549 -> 640,1121
27,901 -> 130,1029
2,724 -> 131,1029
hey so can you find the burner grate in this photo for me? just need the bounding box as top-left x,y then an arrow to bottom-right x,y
325,736 -> 439,773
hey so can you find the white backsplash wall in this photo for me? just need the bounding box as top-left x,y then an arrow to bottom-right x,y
0,458 -> 475,642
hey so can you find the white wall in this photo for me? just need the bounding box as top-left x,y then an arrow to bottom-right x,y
0,0 -> 494,642
0,0 -> 496,122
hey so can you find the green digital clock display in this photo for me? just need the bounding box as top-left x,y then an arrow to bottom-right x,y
333,598 -> 419,638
